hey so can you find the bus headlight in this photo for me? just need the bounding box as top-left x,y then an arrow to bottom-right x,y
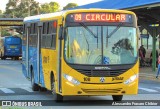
124,74 -> 138,84
63,74 -> 80,85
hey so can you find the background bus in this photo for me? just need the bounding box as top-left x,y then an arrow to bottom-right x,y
0,36 -> 22,60
22,9 -> 139,101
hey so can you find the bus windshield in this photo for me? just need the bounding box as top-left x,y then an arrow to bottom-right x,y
64,25 -> 137,65
6,37 -> 21,45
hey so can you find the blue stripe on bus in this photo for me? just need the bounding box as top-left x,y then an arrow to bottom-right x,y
29,46 -> 45,87
22,45 -> 45,87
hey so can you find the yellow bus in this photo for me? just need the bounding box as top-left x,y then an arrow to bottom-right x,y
22,9 -> 139,101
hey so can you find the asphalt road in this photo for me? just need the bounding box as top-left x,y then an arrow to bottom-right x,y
0,59 -> 160,109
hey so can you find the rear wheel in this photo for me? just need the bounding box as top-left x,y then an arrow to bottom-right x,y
31,69 -> 39,91
39,87 -> 47,92
112,95 -> 123,101
51,75 -> 63,102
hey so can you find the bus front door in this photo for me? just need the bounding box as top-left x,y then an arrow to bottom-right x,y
26,27 -> 30,78
37,26 -> 42,84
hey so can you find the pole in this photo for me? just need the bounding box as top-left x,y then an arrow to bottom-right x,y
152,28 -> 157,71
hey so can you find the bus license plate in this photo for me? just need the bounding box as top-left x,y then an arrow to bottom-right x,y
10,46 -> 16,48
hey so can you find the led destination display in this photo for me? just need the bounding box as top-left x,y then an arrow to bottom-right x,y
67,13 -> 132,23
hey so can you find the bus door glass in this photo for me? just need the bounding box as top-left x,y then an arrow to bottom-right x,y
26,27 -> 30,77
37,26 -> 42,83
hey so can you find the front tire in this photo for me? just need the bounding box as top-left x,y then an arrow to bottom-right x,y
31,69 -> 39,91
112,95 -> 123,101
51,75 -> 63,101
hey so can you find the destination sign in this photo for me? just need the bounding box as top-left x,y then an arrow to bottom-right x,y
67,13 -> 132,23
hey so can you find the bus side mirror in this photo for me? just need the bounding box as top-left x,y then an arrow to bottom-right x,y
59,26 -> 64,40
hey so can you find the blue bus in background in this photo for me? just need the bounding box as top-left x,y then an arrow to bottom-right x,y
0,36 -> 22,60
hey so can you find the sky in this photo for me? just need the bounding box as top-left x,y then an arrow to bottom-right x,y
0,0 -> 101,11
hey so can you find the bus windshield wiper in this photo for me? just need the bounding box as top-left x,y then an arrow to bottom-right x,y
79,22 -> 98,38
107,23 -> 123,38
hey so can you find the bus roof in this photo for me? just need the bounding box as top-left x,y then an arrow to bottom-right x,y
24,9 -> 135,23
24,11 -> 66,23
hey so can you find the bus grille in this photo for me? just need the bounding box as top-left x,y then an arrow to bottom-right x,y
82,88 -> 122,94
76,69 -> 127,77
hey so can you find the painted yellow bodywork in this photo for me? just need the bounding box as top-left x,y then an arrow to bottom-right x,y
40,9 -> 138,96
61,60 -> 139,95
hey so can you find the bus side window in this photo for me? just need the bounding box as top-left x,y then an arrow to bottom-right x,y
41,22 -> 48,48
51,35 -> 56,49
43,22 -> 46,34
51,20 -> 57,50
41,35 -> 46,48
23,24 -> 26,45
46,35 -> 52,48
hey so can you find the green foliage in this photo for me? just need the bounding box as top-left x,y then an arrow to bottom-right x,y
4,0 -> 39,18
40,2 -> 60,14
1,30 -> 11,36
63,3 -> 78,10
3,0 -> 78,18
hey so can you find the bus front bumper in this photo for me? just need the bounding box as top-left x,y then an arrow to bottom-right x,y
62,79 -> 138,96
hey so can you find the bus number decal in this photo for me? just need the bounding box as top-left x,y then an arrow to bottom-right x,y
84,77 -> 90,82
43,56 -> 49,63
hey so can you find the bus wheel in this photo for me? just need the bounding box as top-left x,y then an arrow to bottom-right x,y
31,69 -> 39,91
112,95 -> 123,101
15,57 -> 19,60
51,76 -> 63,101
39,87 -> 47,92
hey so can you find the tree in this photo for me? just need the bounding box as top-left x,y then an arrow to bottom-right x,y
4,0 -> 39,18
4,0 -> 18,18
16,0 -> 39,17
63,3 -> 78,10
1,29 -> 11,36
40,2 -> 60,14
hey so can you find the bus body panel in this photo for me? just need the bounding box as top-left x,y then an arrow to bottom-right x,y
22,45 -> 45,87
60,61 -> 139,95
